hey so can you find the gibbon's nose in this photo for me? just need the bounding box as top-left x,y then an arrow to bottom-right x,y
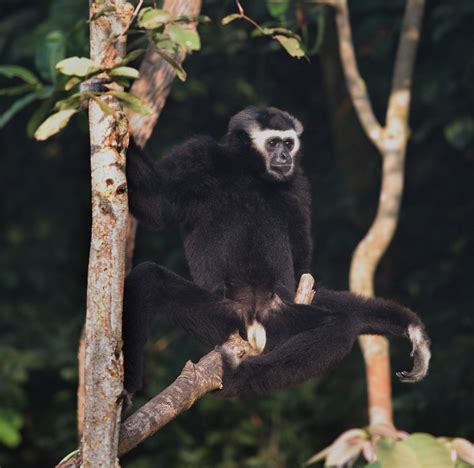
271,150 -> 293,174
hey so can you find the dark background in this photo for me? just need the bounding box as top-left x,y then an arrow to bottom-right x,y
1,0 -> 473,466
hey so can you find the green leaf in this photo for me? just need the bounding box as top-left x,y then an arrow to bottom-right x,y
0,409 -> 24,448
26,98 -> 55,137
137,8 -> 170,29
197,15 -> 211,23
64,76 -> 82,91
375,439 -> 422,468
274,35 -> 305,58
168,23 -> 200,51
221,13 -> 242,25
56,57 -> 99,77
266,1 -> 289,19
401,433 -> 454,468
0,65 -> 40,85
121,48 -> 146,65
35,30 -> 66,83
305,446 -> 330,465
0,84 -> 36,96
444,117 -> 474,150
153,33 -> 177,52
34,109 -> 78,141
109,91 -> 152,115
156,50 -> 187,81
365,462 -> 382,468
54,94 -> 83,111
0,93 -> 38,128
109,66 -> 139,79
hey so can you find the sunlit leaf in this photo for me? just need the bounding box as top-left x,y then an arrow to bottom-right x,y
305,446 -> 330,465
137,7 -> 170,29
0,65 -> 40,85
64,77 -> 82,91
35,30 -> 65,83
56,57 -> 99,77
325,429 -> 367,467
375,438 -> 422,468
54,94 -> 83,111
274,35 -> 305,58
0,93 -> 38,128
109,91 -> 152,115
156,50 -> 187,81
34,109 -> 78,141
109,66 -> 139,79
168,23 -> 200,51
401,433 -> 454,468
266,1 -> 289,19
26,98 -> 55,137
221,13 -> 241,25
452,438 -> 474,465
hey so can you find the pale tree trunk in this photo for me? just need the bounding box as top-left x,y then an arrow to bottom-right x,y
322,0 -> 425,425
80,0 -> 133,466
76,0 -> 201,448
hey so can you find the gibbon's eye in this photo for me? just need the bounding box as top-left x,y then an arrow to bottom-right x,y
268,138 -> 280,148
284,138 -> 294,151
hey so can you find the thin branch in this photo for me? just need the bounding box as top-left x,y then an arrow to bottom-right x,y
328,0 -> 384,149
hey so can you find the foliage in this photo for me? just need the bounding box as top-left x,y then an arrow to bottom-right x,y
0,0 -> 473,467
306,424 -> 473,467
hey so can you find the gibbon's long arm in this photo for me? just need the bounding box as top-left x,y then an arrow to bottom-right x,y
126,141 -> 170,231
126,137 -> 218,231
287,172 -> 313,279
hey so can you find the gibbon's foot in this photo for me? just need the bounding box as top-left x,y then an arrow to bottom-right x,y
396,324 -> 431,383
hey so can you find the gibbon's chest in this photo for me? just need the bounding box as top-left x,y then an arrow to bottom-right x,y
178,176 -> 292,243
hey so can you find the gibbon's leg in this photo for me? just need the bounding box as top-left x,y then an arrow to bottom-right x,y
310,288 -> 431,383
218,289 -> 431,397
218,322 -> 356,397
123,262 -> 243,395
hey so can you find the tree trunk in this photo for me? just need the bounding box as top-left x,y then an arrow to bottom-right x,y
80,1 -> 133,466
321,0 -> 425,425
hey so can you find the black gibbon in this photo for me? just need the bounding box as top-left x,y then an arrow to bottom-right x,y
123,106 -> 431,399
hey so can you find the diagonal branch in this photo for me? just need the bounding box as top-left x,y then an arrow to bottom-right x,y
58,274 -> 315,467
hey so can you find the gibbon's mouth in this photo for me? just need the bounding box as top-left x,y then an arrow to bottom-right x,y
270,163 -> 293,175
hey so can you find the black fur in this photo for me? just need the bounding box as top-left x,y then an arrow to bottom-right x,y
123,107 -> 430,398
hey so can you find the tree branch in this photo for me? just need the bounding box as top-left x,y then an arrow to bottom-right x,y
322,0 -> 425,425
59,274 -> 315,466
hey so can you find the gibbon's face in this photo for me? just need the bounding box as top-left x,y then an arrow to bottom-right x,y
249,128 -> 301,181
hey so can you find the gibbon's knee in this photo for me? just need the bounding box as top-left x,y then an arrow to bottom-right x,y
126,261 -> 169,293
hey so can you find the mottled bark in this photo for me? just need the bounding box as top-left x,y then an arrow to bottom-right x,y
59,275 -> 315,467
80,1 -> 133,466
77,0 -> 202,437
321,0 -> 425,425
